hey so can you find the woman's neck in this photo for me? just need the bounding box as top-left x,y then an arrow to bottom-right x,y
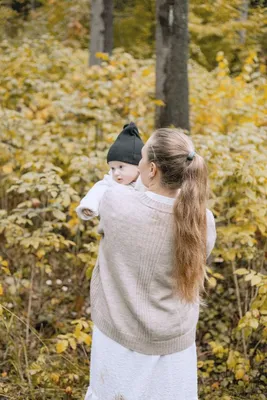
147,181 -> 178,198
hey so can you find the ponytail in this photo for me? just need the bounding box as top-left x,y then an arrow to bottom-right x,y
147,128 -> 208,303
173,155 -> 208,303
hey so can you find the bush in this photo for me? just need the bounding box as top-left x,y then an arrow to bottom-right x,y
0,37 -> 266,399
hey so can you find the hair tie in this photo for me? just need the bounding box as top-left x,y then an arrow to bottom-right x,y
187,151 -> 195,161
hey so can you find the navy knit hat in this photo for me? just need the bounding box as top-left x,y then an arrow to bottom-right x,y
107,123 -> 144,166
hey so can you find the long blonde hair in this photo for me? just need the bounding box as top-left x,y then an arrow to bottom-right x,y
148,128 -> 208,303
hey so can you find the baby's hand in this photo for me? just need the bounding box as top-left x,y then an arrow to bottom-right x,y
82,208 -> 94,217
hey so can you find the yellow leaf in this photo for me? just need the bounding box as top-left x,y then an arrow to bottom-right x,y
245,272 -> 256,282
1,267 -> 11,275
1,260 -> 8,267
2,164 -> 13,174
95,52 -> 109,61
259,285 -> 267,294
227,350 -> 236,370
216,51 -> 224,62
82,332 -> 92,346
0,284 -> 3,296
75,329 -> 92,346
56,340 -> 69,354
24,109 -> 34,120
255,352 -> 264,362
53,209 -> 66,221
252,309 -> 260,318
142,68 -> 151,77
69,338 -> 77,350
235,369 -> 245,380
213,273 -> 225,280
51,191 -> 58,198
62,193 -> 71,208
51,372 -> 60,383
81,321 -> 89,329
36,249 -> 45,259
258,223 -> 266,235
225,249 -> 236,261
234,268 -> 249,276
153,99 -> 165,107
206,266 -> 212,274
208,277 -> 217,288
74,324 -> 82,339
249,318 -> 259,329
251,275 -> 262,286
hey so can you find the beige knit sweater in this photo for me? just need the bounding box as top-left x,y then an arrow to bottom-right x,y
90,185 -> 216,355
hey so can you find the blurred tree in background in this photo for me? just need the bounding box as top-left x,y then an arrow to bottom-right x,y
155,0 -> 189,130
89,0 -> 113,66
0,0 -> 266,71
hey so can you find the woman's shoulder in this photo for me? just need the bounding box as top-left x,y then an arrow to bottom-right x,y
106,183 -> 138,198
101,184 -> 141,208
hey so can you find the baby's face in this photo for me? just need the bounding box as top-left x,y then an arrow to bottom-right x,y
108,161 -> 139,185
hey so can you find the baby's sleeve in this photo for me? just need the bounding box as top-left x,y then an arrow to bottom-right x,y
76,173 -> 113,220
206,209 -> 216,258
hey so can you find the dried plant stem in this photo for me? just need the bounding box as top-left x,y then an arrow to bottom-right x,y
1,304 -> 47,349
23,341 -> 32,390
231,260 -> 247,358
26,262 -> 35,346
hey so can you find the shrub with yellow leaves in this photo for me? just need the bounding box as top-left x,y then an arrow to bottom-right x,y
0,37 -> 266,399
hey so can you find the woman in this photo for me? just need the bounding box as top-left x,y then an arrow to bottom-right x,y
85,128 -> 216,400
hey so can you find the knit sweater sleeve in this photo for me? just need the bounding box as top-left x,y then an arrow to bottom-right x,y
206,209 -> 216,257
76,172 -> 114,220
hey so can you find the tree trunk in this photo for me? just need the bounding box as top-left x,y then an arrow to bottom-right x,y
89,0 -> 114,66
155,0 -> 189,131
155,0 -> 172,128
238,0 -> 249,45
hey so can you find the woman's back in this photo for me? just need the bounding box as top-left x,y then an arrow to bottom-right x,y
90,185 -> 216,356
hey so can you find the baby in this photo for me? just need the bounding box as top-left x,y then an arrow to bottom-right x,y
76,122 -> 145,220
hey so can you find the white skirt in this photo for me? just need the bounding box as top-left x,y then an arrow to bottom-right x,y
85,326 -> 198,400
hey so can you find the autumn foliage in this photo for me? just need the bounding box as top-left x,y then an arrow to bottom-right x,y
0,6 -> 267,400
